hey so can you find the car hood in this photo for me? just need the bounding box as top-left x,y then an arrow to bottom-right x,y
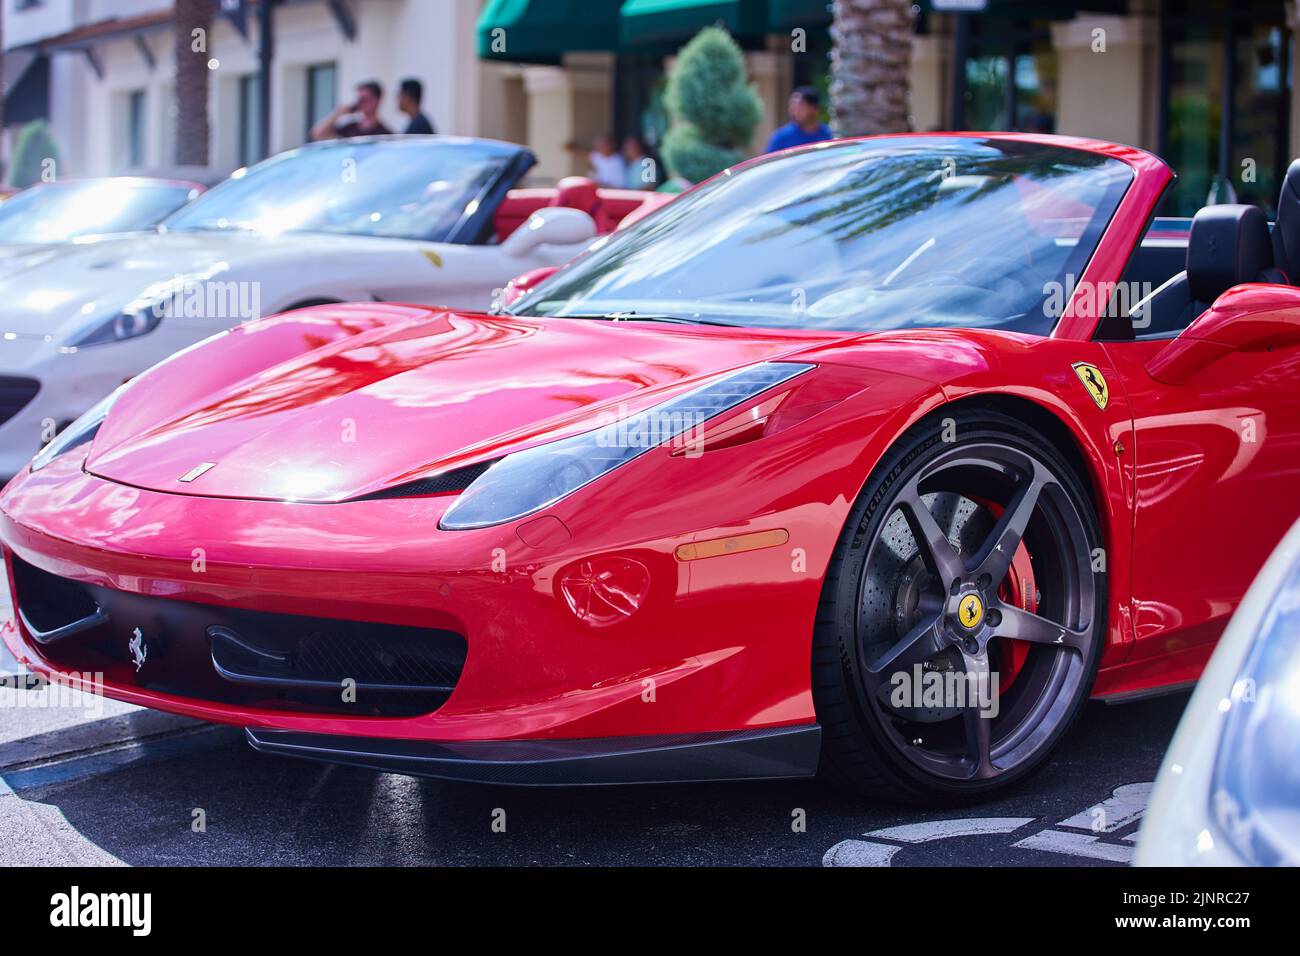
0,230 -> 438,341
0,231 -> 164,270
86,308 -> 844,502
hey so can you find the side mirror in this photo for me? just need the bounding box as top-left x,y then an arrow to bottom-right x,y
502,206 -> 597,258
1146,283 -> 1300,385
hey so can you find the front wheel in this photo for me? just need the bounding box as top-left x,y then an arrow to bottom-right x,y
812,408 -> 1105,805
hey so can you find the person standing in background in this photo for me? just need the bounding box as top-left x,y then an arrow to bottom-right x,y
311,81 -> 392,140
399,79 -> 436,135
587,134 -> 627,188
621,136 -> 658,190
765,87 -> 833,154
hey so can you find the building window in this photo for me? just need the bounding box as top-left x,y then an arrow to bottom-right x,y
1160,1 -> 1292,217
306,63 -> 338,141
959,17 -> 1057,134
239,74 -> 263,168
127,90 -> 147,168
791,29 -> 833,114
613,55 -> 667,151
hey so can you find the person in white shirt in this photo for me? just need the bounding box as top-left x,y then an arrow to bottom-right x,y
588,134 -> 628,189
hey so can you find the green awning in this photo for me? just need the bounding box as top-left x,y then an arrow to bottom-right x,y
619,0 -> 769,49
768,0 -> 831,31
477,0 -> 624,63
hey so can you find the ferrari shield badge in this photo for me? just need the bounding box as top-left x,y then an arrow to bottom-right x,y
1072,363 -> 1109,411
958,593 -> 985,630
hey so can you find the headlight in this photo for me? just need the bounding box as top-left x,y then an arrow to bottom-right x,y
71,306 -> 164,347
1210,550 -> 1300,865
69,274 -> 198,348
29,388 -> 122,473
439,362 -> 814,530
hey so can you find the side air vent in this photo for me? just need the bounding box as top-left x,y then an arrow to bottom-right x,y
350,460 -> 498,502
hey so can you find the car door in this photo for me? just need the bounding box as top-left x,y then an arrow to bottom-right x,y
1103,284 -> 1300,667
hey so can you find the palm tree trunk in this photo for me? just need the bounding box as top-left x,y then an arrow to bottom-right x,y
173,0 -> 213,166
830,0 -> 914,137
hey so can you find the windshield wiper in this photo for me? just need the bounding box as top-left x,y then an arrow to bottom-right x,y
555,311 -> 737,327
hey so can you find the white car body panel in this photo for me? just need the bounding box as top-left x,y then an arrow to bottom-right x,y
0,227 -> 593,477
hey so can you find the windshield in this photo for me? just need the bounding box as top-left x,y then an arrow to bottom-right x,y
510,137 -> 1133,335
0,180 -> 196,244
164,138 -> 517,242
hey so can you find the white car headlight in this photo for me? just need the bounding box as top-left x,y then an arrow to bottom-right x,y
68,274 -> 202,348
1210,549 -> 1300,865
439,362 -> 814,530
29,387 -> 122,473
71,306 -> 165,347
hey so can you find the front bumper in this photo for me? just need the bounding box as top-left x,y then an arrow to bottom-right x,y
1,452 -> 830,767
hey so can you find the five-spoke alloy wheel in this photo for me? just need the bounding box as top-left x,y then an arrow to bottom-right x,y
812,407 -> 1105,804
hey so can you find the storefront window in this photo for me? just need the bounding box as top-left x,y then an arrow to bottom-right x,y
962,18 -> 1056,133
966,55 -> 1011,129
1160,1 -> 1292,217
1163,21 -> 1220,215
239,74 -> 264,169
305,63 -> 338,142
614,54 -> 668,150
1234,23 -> 1291,214
793,29 -> 833,117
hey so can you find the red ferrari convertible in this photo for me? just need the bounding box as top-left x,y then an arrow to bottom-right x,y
4,133 -> 1299,804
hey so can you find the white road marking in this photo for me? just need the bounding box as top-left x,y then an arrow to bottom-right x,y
1010,782 -> 1154,863
1056,781 -> 1153,832
1013,829 -> 1135,864
822,782 -> 1156,866
823,817 -> 1035,867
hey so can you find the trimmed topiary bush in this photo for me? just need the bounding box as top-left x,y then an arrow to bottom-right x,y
661,26 -> 762,185
9,120 -> 61,189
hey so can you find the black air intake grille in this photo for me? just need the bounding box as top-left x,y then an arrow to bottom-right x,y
352,460 -> 497,501
0,377 -> 40,427
10,556 -> 467,718
294,628 -> 464,690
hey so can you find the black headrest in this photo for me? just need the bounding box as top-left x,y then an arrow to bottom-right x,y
1187,204 -> 1275,304
1274,158 -> 1300,282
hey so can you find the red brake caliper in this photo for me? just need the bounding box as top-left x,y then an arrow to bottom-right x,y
974,498 -> 1038,692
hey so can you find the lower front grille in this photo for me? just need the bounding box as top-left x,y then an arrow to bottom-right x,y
0,377 -> 40,428
11,556 -> 467,717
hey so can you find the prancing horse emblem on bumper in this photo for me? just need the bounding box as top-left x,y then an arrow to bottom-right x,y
179,462 -> 217,483
129,628 -> 148,672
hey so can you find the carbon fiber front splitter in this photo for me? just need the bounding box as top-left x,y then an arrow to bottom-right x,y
244,724 -> 822,787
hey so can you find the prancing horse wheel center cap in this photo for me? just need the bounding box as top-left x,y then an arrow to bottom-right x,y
956,592 -> 985,630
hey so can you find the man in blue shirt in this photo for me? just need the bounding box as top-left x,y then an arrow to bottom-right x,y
766,87 -> 834,154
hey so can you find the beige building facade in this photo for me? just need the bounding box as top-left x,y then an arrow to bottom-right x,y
476,0 -> 1300,217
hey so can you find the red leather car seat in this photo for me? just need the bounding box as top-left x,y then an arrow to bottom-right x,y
549,177 -> 608,232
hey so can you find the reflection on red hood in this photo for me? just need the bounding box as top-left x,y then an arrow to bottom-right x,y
87,306 -> 841,502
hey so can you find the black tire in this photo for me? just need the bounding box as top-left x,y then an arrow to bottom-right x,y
812,407 -> 1106,805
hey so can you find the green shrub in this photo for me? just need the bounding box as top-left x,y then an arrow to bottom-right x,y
661,125 -> 741,186
9,121 -> 61,189
661,26 -> 761,185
